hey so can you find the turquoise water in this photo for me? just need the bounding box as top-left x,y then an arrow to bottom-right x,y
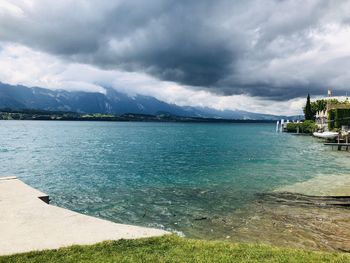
1,121 -> 350,240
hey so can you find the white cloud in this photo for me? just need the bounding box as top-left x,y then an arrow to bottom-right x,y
0,1 -> 24,17
0,42 -> 306,115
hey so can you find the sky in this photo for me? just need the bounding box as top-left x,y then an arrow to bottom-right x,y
0,0 -> 350,115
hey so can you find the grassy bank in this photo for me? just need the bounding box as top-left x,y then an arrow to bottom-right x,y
1,235 -> 349,263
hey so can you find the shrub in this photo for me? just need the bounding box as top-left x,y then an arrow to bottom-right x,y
286,120 -> 317,133
328,109 -> 350,129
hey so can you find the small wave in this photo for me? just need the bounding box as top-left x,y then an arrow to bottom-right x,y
147,223 -> 186,237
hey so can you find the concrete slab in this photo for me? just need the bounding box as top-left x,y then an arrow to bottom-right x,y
0,177 -> 169,255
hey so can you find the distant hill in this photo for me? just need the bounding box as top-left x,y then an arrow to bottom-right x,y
0,82 -> 299,120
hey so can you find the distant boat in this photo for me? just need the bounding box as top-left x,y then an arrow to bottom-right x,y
313,131 -> 338,139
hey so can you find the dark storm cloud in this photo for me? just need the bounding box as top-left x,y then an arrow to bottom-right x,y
1,0 -> 350,100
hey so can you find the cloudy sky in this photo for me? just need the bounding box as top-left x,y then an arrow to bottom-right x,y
0,0 -> 350,115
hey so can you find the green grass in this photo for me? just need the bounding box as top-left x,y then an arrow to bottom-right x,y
1,235 -> 349,263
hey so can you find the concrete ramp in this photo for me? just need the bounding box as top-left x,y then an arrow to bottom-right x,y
0,177 -> 168,255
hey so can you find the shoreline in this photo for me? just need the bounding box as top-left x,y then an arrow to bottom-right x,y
0,109 -> 281,123
1,173 -> 349,254
180,173 -> 350,252
0,176 -> 168,256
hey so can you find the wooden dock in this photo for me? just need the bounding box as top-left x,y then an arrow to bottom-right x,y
324,143 -> 350,151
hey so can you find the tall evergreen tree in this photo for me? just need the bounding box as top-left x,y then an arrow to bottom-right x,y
304,94 -> 313,120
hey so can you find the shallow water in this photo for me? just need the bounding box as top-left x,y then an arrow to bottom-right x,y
276,174 -> 350,196
1,121 -> 350,250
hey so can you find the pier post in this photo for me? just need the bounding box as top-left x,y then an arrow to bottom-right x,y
280,119 -> 284,132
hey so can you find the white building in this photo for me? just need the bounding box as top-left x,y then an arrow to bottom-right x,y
315,110 -> 328,130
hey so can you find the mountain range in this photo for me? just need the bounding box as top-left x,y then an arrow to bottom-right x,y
0,82 -> 299,120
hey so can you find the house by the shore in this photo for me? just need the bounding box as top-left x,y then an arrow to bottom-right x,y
316,101 -> 350,131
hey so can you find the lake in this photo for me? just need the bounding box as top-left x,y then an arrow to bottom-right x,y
1,121 -> 350,250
